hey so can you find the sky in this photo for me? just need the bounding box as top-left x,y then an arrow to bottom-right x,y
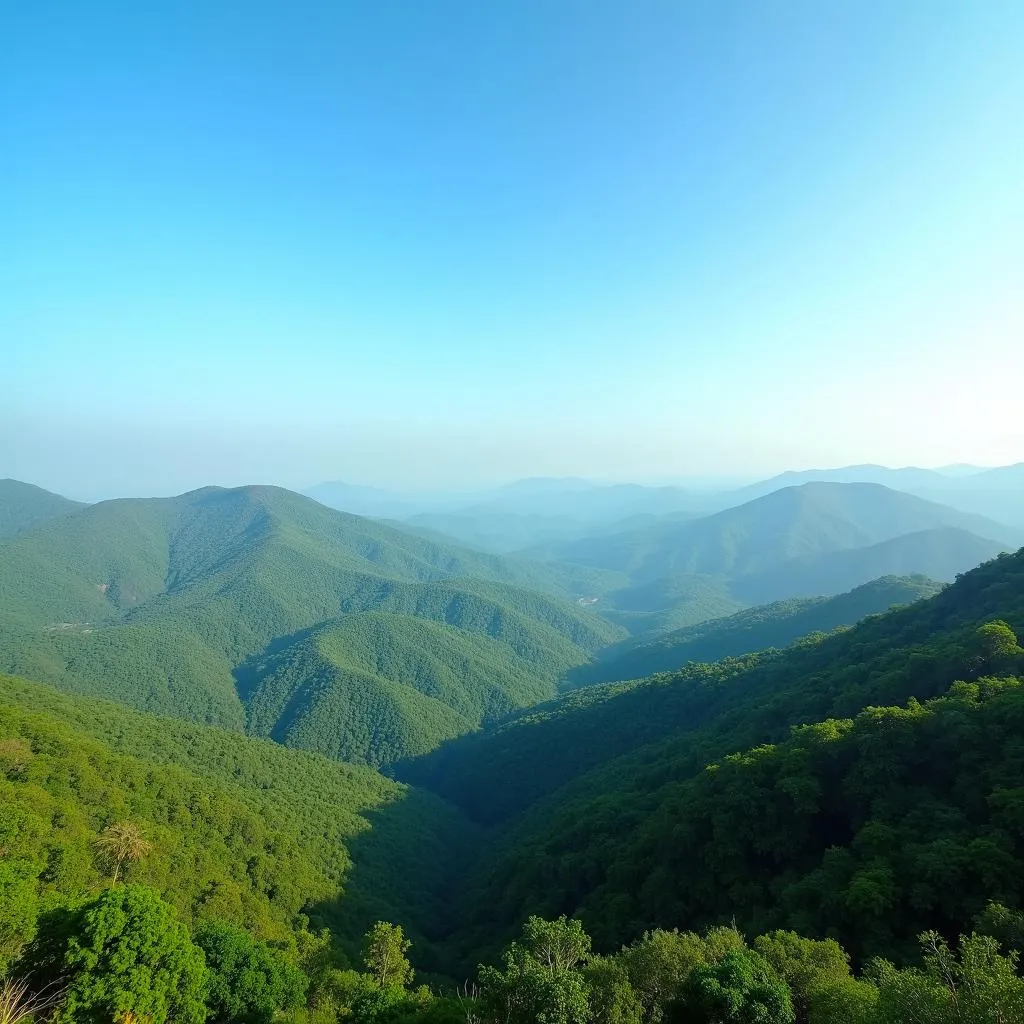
3,1 -> 1023,499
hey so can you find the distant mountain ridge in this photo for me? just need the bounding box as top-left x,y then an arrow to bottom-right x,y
526,482 -> 1017,605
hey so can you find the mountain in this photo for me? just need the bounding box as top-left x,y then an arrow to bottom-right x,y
910,462 -> 1024,525
402,547 -> 1024,959
0,478 -> 85,539
567,574 -> 943,687
725,462 -> 1024,525
729,464 -> 954,501
0,483 -> 624,763
526,483 -> 1018,605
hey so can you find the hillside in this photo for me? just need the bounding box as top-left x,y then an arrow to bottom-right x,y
0,478 -> 85,539
0,483 -> 624,762
567,575 -> 943,687
401,548 -> 1024,958
238,593 -> 603,766
0,674 -> 474,972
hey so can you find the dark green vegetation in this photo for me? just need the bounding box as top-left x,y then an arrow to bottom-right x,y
0,479 -> 83,540
569,576 -> 942,688
0,484 -> 622,765
527,483 -> 1016,603
405,550 -> 1024,969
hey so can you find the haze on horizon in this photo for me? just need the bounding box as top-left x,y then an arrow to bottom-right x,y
4,2 -> 1023,500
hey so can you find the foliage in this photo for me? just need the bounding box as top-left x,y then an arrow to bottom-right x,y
679,950 -> 794,1024
196,920 -> 307,1024
868,930 -> 1024,1023
421,551 -> 1024,959
53,885 -> 207,1024
92,822 -> 152,884
750,932 -> 853,1024
0,674 -> 475,971
363,923 -> 414,989
478,917 -> 592,1024
0,480 -> 83,541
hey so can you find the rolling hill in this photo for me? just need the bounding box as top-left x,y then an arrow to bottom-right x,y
566,574 -> 943,688
0,478 -> 85,539
0,482 -> 624,763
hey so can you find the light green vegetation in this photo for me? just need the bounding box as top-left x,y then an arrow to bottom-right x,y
0,484 -> 623,764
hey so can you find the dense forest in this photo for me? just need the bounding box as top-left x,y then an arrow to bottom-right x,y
3,480 -> 1024,1022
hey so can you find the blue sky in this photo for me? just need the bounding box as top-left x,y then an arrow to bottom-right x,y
3,1 -> 1022,497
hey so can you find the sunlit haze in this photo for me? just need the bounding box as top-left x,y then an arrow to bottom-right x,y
4,2 -> 1023,498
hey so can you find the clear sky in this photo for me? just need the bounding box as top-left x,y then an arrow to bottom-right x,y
3,1 -> 1023,498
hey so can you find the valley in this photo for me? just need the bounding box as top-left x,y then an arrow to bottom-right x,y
2,470 -> 1023,1022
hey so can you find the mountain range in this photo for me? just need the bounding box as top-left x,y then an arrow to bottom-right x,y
531,482 -> 1018,607
0,483 -> 621,765
4,469 -> 1024,1005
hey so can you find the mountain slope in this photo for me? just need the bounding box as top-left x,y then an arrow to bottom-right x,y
239,606 -> 586,766
0,674 -> 474,969
568,575 -> 943,687
0,484 -> 624,760
0,479 -> 85,539
401,548 -> 1024,956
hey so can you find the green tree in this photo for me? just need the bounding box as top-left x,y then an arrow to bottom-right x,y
679,949 -> 794,1024
57,885 -> 207,1024
751,931 -> 852,1023
479,916 -> 592,1024
194,920 -> 306,1024
91,822 -> 152,885
584,956 -> 643,1024
974,621 -> 1022,673
803,976 -> 876,1024
620,927 -> 747,1022
974,902 -> 1024,956
363,923 -> 414,990
870,930 -> 1024,1024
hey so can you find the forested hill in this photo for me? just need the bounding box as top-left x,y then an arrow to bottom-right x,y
0,478 -> 84,539
0,674 -> 474,971
402,548 -> 1024,960
567,574 -> 942,688
406,550 -> 1024,823
0,483 -> 623,764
